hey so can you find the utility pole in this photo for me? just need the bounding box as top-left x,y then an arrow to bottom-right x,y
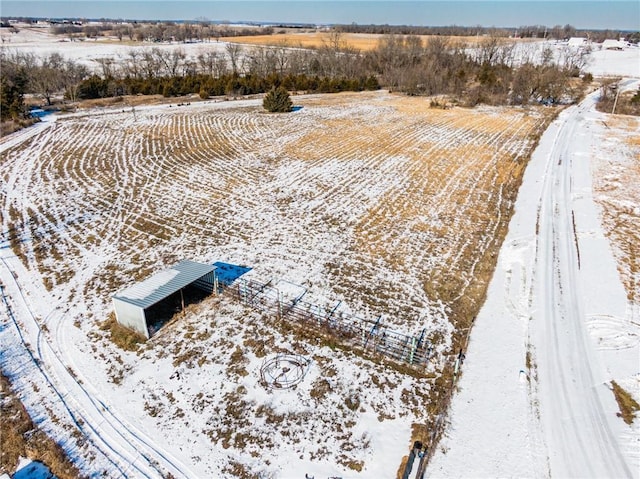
611,85 -> 620,115
128,100 -> 137,122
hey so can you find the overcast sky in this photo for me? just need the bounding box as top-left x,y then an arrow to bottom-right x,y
2,1 -> 638,30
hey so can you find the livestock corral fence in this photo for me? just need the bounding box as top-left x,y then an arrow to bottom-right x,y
221,278 -> 433,370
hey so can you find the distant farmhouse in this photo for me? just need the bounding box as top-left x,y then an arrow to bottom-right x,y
567,37 -> 587,47
601,39 -> 626,50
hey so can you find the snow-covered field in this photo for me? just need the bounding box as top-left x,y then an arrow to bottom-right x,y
1,25 -> 639,479
0,87 -> 550,477
1,25 -> 229,73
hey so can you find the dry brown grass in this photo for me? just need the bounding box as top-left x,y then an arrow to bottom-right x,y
1,117 -> 40,137
100,313 -> 145,352
75,93 -> 204,110
0,373 -> 84,479
591,116 -> 640,304
597,90 -> 640,116
221,461 -> 262,479
222,32 -> 383,51
222,32 -> 540,51
611,380 -> 640,425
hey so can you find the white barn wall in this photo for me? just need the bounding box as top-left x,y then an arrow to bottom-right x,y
112,297 -> 149,339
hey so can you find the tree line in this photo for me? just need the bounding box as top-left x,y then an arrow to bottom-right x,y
2,32 -> 592,121
3,17 -> 638,44
337,23 -> 639,43
74,72 -> 380,101
1,50 -> 88,117
52,22 -> 274,43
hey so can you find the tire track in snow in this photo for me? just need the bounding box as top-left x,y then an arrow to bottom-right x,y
0,258 -> 134,478
0,118 -> 56,155
0,256 -> 196,479
533,95 -> 632,478
49,308 -> 196,479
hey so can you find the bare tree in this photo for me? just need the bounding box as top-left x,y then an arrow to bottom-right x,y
95,56 -> 116,78
510,63 -> 537,104
225,43 -> 243,74
114,25 -> 126,41
196,50 -> 231,77
273,44 -> 290,75
557,44 -> 591,75
147,47 -> 186,76
140,49 -> 159,79
405,35 -> 424,65
18,52 -> 90,105
477,36 -> 501,65
327,30 -> 347,51
63,60 -> 89,102
197,51 -> 214,75
122,50 -> 142,79
195,17 -> 211,42
167,49 -> 186,76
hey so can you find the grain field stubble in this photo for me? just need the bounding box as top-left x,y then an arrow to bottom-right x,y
1,90 -> 555,352
0,91 -> 555,474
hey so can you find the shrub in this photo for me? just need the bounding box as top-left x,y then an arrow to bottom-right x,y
100,314 -> 144,352
611,381 -> 640,425
262,86 -> 292,113
0,373 -> 84,479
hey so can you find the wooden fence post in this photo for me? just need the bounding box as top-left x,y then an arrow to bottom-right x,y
277,288 -> 282,320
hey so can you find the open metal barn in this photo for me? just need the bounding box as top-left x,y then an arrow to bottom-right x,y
112,260 -> 217,338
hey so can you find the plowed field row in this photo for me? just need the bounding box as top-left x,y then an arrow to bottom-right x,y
1,91 -> 553,350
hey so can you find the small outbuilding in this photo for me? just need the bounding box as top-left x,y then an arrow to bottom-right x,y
567,37 -> 587,47
112,260 -> 217,339
602,39 -> 625,50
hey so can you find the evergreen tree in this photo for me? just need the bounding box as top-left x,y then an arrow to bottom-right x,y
263,86 -> 292,113
0,64 -> 28,120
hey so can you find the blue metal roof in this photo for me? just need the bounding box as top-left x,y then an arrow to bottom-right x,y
113,260 -> 216,309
